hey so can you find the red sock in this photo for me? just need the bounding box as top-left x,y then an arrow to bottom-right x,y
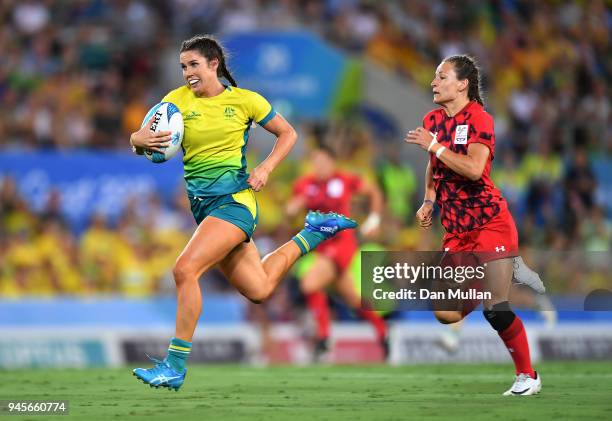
306,292 -> 330,340
498,316 -> 535,377
356,308 -> 387,340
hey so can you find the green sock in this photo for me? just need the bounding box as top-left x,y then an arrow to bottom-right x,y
166,337 -> 191,373
292,229 -> 326,255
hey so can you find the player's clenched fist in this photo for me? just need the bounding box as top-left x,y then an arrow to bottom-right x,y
404,127 -> 435,151
416,201 -> 434,229
247,164 -> 271,192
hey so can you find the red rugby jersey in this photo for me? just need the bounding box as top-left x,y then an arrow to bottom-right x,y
293,171 -> 363,216
422,101 -> 505,234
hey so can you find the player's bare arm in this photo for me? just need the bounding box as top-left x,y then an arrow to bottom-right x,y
415,162 -> 435,229
357,180 -> 384,237
286,195 -> 307,217
248,113 -> 297,191
405,127 -> 489,181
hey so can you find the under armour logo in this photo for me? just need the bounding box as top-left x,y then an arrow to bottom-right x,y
495,246 -> 506,252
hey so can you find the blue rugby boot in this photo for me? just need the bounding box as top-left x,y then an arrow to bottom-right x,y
133,355 -> 186,391
292,211 -> 358,255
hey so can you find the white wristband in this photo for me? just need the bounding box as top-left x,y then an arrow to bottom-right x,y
427,138 -> 438,152
361,213 -> 381,234
436,146 -> 446,158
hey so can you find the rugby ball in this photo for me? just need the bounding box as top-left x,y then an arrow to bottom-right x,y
141,102 -> 184,163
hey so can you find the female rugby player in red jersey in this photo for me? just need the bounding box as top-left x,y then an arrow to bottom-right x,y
287,145 -> 388,361
405,55 -> 541,396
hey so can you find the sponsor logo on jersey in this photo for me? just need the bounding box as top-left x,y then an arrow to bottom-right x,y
327,178 -> 344,198
184,110 -> 202,121
454,124 -> 468,144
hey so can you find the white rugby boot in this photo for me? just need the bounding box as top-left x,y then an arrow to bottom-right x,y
503,372 -> 542,396
512,256 -> 545,294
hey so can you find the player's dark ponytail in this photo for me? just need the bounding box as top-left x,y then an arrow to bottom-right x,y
218,56 -> 237,87
180,35 -> 238,87
444,55 -> 484,106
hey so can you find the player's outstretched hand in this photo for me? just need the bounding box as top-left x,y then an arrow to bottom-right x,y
416,201 -> 434,229
404,127 -> 435,151
248,164 -> 271,192
130,115 -> 172,153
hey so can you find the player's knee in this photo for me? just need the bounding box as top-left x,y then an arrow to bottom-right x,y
482,301 -> 515,332
434,310 -> 464,324
172,261 -> 197,286
244,285 -> 273,304
300,279 -> 316,295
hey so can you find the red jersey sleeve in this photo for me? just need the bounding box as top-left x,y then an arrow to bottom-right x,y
468,111 -> 495,158
347,173 -> 364,193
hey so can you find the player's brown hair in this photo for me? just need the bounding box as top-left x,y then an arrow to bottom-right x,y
180,35 -> 237,87
444,55 -> 484,106
315,142 -> 338,160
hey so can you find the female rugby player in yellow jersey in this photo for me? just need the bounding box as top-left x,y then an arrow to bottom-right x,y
129,35 -> 357,390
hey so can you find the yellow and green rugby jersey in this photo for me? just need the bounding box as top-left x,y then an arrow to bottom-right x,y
162,85 -> 276,197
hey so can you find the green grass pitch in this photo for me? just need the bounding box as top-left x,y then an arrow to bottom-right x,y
1,362 -> 611,420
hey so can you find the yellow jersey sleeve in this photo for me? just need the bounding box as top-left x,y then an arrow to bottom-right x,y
248,91 -> 276,126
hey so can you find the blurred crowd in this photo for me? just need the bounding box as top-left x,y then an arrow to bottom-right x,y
0,175 -> 195,297
1,1 -> 609,148
0,0 -> 610,298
